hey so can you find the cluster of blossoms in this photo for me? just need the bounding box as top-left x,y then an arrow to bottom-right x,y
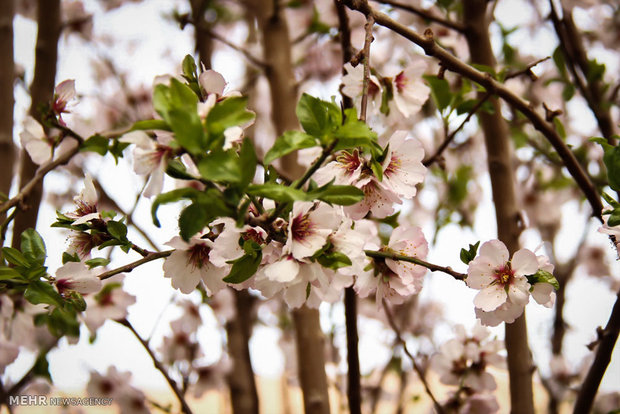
431,323 -> 505,413
466,240 -> 557,326
87,366 -> 149,414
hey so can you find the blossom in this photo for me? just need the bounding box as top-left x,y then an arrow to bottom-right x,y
261,258 -> 330,308
341,62 -> 382,112
209,217 -> 267,268
159,318 -> 202,364
65,174 -> 100,225
20,116 -> 53,165
87,367 -> 149,414
344,178 -> 401,220
119,130 -> 174,198
381,131 -> 426,199
52,79 -> 76,125
83,276 -> 136,333
285,202 -> 341,260
55,261 -> 102,295
356,226 -> 428,304
162,234 -> 227,295
313,150 -> 365,186
474,299 -> 525,327
199,68 -> 227,98
389,60 -> 430,119
466,240 -> 538,313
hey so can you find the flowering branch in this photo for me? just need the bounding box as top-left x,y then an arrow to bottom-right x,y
423,92 -> 491,167
382,300 -> 444,414
573,287 -> 620,414
341,0 -> 604,222
365,249 -> 466,280
97,250 -> 173,281
118,318 -> 194,414
359,14 -> 375,122
374,0 -> 465,33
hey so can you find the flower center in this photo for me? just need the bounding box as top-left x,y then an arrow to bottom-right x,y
336,150 -> 362,176
494,264 -> 514,286
242,228 -> 265,244
292,214 -> 313,241
368,80 -> 380,98
395,71 -> 407,92
187,243 -> 211,269
384,154 -> 401,177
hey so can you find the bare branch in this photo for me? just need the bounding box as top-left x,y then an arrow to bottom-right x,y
373,0 -> 465,32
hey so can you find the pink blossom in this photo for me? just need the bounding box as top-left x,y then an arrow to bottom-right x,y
20,116 -> 53,165
313,150 -> 365,186
381,131 -> 426,199
341,62 -> 382,113
52,79 -> 76,125
466,240 -> 538,313
55,261 -> 102,295
65,174 -> 100,225
389,59 -> 430,119
209,217 -> 267,268
163,234 -> 227,295
84,276 -> 136,333
344,178 -> 401,220
285,202 -> 341,260
119,130 -> 174,198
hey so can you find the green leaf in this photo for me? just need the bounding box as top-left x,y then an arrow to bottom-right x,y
586,59 -> 605,83
84,258 -> 111,269
562,83 -> 575,101
179,202 -> 209,241
239,138 -> 257,188
223,250 -> 262,283
296,93 -> 341,139
264,131 -> 317,165
2,247 -> 30,267
607,209 -> 620,227
182,54 -> 198,81
151,187 -> 202,227
246,183 -> 310,203
106,221 -> 128,241
62,252 -> 80,264
310,185 -> 364,206
206,96 -> 255,138
168,107 -> 205,155
526,269 -> 560,290
130,119 -> 171,132
21,229 -> 47,265
24,280 -> 62,307
198,149 -> 241,183
316,251 -> 352,270
459,241 -> 480,265
80,135 -> 109,155
0,266 -> 24,281
603,145 -> 620,192
424,75 -> 452,112
552,46 -> 567,79
602,192 -> 620,208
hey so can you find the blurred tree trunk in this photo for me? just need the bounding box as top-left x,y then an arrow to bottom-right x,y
11,0 -> 61,249
242,1 -> 331,412
0,0 -> 15,221
225,290 -> 259,414
189,0 -> 214,70
462,1 -> 534,413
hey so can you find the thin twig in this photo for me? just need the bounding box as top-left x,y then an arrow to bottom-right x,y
423,92 -> 491,166
97,250 -> 173,280
373,0 -> 465,32
382,301 -> 444,414
360,14 -> 375,122
365,249 -> 466,280
341,0 -> 604,222
118,318 -> 194,414
504,56 -> 550,80
202,27 -> 267,69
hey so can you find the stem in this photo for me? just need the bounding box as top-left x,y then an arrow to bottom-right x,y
375,0 -> 465,32
573,287 -> 620,414
382,301 -> 443,414
97,250 -> 173,280
360,14 -> 374,122
119,319 -> 193,414
365,249 -> 466,280
341,0 -> 604,222
344,287 -> 361,414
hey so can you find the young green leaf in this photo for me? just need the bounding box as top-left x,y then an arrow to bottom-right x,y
21,229 -> 47,265
264,131 -> 317,165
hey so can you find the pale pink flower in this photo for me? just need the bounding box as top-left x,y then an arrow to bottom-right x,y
84,276 -> 136,333
381,131 -> 426,199
285,202 -> 341,260
313,150 -> 365,186
459,393 -> 500,414
159,319 -> 202,364
199,69 -> 226,98
65,174 -> 100,225
55,262 -> 102,295
191,357 -> 231,399
20,116 -> 53,165
341,62 -> 382,112
389,60 -> 430,119
344,179 -> 401,220
474,299 -> 525,327
86,366 -> 132,399
119,131 -> 174,198
209,217 -> 267,268
163,234 -> 227,295
52,79 -> 76,125
466,240 -> 538,312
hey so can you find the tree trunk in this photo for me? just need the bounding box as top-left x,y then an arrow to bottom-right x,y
189,0 -> 214,70
11,0 -> 61,249
462,1 -> 534,413
0,0 -> 15,210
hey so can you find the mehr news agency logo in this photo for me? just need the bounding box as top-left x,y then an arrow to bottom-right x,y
9,394 -> 114,407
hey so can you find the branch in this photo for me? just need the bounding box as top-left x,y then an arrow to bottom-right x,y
573,287 -> 620,414
202,28 -> 268,69
118,319 -> 194,414
382,301 -> 444,414
341,0 -> 604,222
373,0 -> 465,32
359,14 -> 375,122
365,249 -> 466,280
97,250 -> 173,280
504,56 -> 550,81
423,92 -> 491,167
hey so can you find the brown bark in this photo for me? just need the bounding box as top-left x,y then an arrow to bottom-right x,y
0,0 -> 15,208
292,306 -> 331,414
11,0 -> 61,249
462,1 -> 534,413
225,290 -> 259,414
249,0 -> 304,180
189,0 -> 214,70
